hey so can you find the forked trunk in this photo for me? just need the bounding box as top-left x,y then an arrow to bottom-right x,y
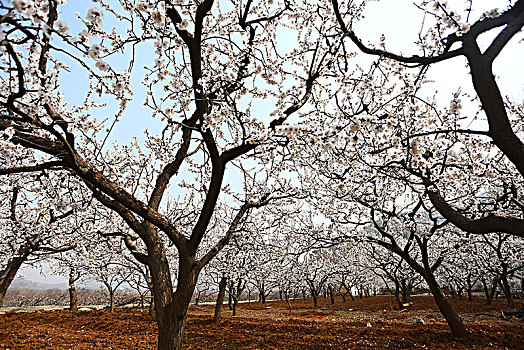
155,264 -> 199,350
147,237 -> 199,350
157,305 -> 183,350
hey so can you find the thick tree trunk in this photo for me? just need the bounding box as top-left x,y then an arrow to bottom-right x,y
156,257 -> 198,350
213,276 -> 227,323
69,278 -> 78,312
312,294 -> 318,307
425,273 -> 467,337
328,285 -> 335,305
147,237 -> 197,350
0,243 -> 32,307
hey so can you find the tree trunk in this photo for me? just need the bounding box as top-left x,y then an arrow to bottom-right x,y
401,280 -> 411,304
389,241 -> 467,338
500,276 -> 515,310
481,278 -> 490,302
312,294 -> 318,307
213,276 -> 227,323
149,295 -> 155,316
467,287 -> 473,301
425,273 -> 467,337
109,290 -> 115,313
157,261 -> 198,350
284,290 -> 292,314
0,242 -> 33,307
148,239 -> 198,350
228,281 -> 233,310
232,297 -> 238,316
68,277 -> 78,312
457,286 -> 463,299
449,284 -> 456,298
328,285 -> 335,305
339,288 -> 346,303
394,282 -> 404,310
486,277 -> 500,305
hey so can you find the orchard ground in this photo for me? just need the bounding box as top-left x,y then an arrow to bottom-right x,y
0,295 -> 522,349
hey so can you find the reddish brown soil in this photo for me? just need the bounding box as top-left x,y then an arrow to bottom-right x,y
0,295 -> 522,349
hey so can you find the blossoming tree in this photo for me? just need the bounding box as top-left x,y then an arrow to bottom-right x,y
0,0 -> 339,348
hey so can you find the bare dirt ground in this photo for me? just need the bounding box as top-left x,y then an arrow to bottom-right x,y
0,295 -> 522,349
